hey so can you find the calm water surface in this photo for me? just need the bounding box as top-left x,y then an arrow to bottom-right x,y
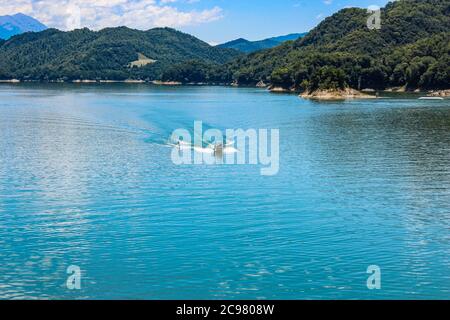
0,84 -> 449,299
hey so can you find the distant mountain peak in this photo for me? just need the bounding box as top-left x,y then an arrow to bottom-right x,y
217,33 -> 307,53
12,13 -> 28,18
0,13 -> 47,40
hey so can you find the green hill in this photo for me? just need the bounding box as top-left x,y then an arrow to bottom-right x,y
228,0 -> 450,90
0,27 -> 241,81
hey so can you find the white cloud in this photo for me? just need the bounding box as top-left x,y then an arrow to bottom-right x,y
0,0 -> 223,31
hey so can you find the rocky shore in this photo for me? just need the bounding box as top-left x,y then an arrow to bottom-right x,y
427,89 -> 450,97
269,86 -> 295,93
300,88 -> 377,100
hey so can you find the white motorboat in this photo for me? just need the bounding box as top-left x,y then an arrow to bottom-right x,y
418,97 -> 444,100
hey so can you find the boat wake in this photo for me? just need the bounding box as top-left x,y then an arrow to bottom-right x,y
168,140 -> 239,155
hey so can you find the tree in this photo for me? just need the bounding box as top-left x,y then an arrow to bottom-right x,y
270,67 -> 293,88
309,66 -> 347,91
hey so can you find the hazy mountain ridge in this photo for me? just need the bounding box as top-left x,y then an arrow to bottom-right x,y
217,33 -> 306,53
0,13 -> 47,40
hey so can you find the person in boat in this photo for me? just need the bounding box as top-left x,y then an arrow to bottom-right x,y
214,143 -> 224,156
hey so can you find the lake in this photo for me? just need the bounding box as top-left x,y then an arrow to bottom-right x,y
0,83 -> 449,299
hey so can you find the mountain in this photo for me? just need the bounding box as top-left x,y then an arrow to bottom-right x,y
0,27 -> 241,81
227,0 -> 450,91
218,33 -> 306,53
0,13 -> 47,40
268,33 -> 307,43
217,38 -> 277,54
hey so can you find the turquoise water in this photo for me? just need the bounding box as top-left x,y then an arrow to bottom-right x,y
0,83 -> 449,300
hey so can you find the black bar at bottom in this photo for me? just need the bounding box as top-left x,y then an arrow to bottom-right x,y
0,300 -> 446,318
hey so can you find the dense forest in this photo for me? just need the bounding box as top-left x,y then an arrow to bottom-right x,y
0,0 -> 448,91
226,0 -> 450,91
167,0 -> 449,90
0,27 -> 240,81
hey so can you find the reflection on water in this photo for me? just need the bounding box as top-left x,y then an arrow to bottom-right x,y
0,83 -> 449,299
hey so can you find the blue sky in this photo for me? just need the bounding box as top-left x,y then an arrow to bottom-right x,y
0,0 -> 392,44
183,0 -> 391,43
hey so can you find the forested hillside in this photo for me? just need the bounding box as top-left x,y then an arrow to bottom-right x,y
227,0 -> 450,90
0,27 -> 240,81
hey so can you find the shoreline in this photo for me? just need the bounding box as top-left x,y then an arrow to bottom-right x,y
0,80 -> 448,98
0,79 -> 230,86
